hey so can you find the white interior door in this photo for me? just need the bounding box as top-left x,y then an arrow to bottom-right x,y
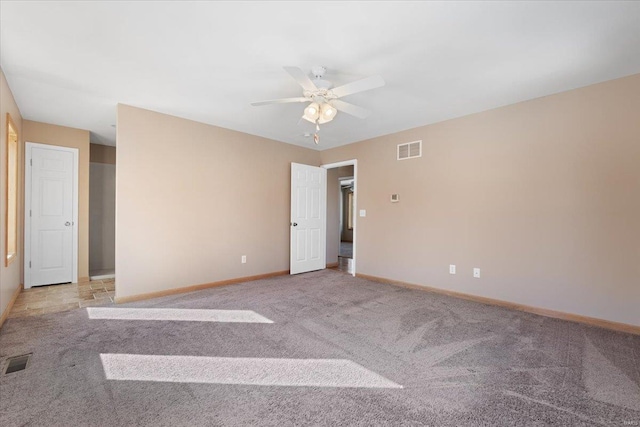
25,143 -> 78,288
290,163 -> 326,274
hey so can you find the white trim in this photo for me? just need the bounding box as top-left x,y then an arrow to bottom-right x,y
24,142 -> 79,288
321,159 -> 358,276
338,176 -> 354,186
321,160 -> 356,169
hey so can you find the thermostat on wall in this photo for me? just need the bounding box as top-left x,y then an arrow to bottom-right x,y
391,194 -> 399,203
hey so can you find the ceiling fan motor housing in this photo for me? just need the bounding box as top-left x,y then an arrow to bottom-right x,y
312,79 -> 332,90
310,66 -> 332,90
310,65 -> 326,78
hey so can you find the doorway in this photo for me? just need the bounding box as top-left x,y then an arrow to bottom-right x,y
322,160 -> 357,276
89,155 -> 116,280
24,142 -> 79,288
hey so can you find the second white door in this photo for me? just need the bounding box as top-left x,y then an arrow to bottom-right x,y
26,143 -> 77,288
290,163 -> 326,274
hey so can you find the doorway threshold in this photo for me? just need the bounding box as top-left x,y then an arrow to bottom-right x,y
90,269 -> 115,281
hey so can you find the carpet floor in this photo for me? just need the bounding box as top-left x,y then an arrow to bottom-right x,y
0,270 -> 638,426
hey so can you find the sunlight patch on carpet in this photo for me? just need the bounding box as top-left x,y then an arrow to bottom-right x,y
100,354 -> 402,388
87,308 -> 273,323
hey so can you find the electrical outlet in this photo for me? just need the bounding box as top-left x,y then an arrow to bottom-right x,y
449,264 -> 456,275
241,255 -> 247,264
473,268 -> 480,278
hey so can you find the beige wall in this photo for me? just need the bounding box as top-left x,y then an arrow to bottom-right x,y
0,68 -> 23,320
23,120 -> 90,280
116,104 -> 320,299
89,162 -> 116,273
320,74 -> 640,326
90,143 -> 116,164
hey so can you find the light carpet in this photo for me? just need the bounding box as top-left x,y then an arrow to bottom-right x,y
0,269 -> 638,426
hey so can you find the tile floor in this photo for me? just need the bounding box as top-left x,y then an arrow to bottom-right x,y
89,268 -> 115,279
335,256 -> 354,274
8,279 -> 115,318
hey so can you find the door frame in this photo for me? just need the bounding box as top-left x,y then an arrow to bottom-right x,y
321,159 -> 357,276
24,142 -> 79,288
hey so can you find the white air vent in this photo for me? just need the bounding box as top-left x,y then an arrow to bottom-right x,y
397,140 -> 422,160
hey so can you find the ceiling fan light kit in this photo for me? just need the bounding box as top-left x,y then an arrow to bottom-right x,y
320,103 -> 337,121
251,66 -> 385,144
303,102 -> 320,123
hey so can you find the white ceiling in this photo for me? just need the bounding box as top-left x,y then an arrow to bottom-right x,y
1,1 -> 639,150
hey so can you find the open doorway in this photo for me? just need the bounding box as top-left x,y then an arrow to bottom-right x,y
322,160 -> 357,276
89,143 -> 116,280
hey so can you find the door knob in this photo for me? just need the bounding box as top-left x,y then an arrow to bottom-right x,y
65,222 -> 71,226
291,222 -> 298,227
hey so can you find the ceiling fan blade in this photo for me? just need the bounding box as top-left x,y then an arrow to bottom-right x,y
330,99 -> 371,119
331,75 -> 385,98
283,66 -> 318,92
251,97 -> 308,106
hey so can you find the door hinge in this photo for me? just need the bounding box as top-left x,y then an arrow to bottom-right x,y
30,210 -> 32,217
30,159 -> 32,166
29,261 -> 31,268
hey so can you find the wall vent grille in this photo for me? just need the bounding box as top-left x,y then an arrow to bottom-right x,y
397,140 -> 422,160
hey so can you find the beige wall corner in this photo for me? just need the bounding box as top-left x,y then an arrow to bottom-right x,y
23,120 -> 91,280
90,143 -> 116,164
0,68 -> 23,320
115,104 -> 321,299
0,284 -> 23,329
320,74 -> 640,327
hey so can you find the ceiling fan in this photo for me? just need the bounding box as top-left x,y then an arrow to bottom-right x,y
251,66 -> 385,144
